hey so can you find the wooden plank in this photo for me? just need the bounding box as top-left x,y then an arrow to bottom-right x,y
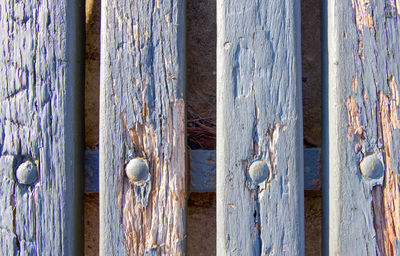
0,0 -> 84,255
84,148 -> 321,192
99,0 -> 186,255
216,0 -> 304,255
323,0 -> 400,255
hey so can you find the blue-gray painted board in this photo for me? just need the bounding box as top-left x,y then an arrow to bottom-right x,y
216,0 -> 305,255
0,0 -> 84,255
323,0 -> 400,255
99,0 -> 186,255
84,148 -> 321,192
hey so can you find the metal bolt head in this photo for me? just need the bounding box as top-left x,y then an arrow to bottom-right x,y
125,157 -> 149,182
248,160 -> 269,185
16,160 -> 38,185
360,153 -> 384,179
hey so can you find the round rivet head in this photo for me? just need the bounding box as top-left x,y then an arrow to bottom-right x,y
16,160 -> 38,185
125,157 -> 149,182
360,153 -> 384,179
248,160 -> 269,185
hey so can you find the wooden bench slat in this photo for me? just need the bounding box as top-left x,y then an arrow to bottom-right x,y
216,0 -> 305,254
0,0 -> 84,254
323,0 -> 400,254
99,0 -> 186,255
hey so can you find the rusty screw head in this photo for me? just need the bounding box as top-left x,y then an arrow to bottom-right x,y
125,157 -> 149,182
16,160 -> 38,185
360,153 -> 384,179
248,160 -> 269,185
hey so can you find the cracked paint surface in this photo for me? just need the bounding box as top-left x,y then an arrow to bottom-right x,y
217,0 -> 304,255
328,1 -> 400,254
351,0 -> 374,33
0,0 -> 83,255
100,0 -> 186,255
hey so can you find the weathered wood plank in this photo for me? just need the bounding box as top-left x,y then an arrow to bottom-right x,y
99,0 -> 186,255
216,0 -> 304,255
0,0 -> 84,255
323,0 -> 400,254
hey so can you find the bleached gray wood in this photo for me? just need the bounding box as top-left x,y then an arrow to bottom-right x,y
323,0 -> 400,255
99,0 -> 186,255
0,0 -> 84,255
216,0 -> 304,255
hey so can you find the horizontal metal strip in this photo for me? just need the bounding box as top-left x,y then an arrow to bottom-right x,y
84,148 -> 321,192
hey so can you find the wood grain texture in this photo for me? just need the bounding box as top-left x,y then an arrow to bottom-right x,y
216,0 -> 304,255
323,0 -> 400,255
0,0 -> 84,255
99,0 -> 186,255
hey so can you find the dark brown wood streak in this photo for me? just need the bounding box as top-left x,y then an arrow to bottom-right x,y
373,77 -> 400,255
